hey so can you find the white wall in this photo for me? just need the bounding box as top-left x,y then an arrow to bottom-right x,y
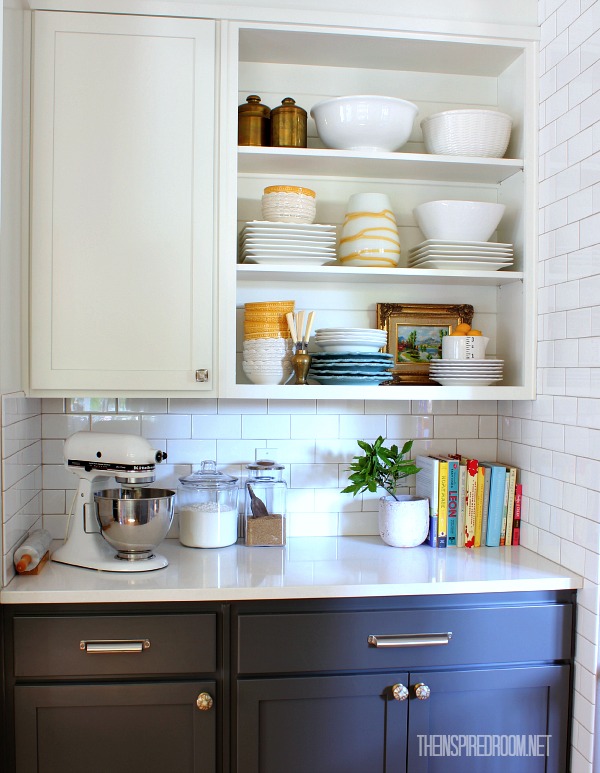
498,1 -> 600,770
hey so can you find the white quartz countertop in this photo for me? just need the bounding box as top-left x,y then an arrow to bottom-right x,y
0,537 -> 582,604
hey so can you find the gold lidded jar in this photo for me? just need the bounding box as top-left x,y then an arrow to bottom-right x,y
238,95 -> 271,147
270,97 -> 307,148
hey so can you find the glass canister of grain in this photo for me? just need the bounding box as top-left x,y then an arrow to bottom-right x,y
244,460 -> 287,546
177,461 -> 239,548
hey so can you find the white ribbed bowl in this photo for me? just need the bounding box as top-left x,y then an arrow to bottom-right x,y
421,109 -> 512,158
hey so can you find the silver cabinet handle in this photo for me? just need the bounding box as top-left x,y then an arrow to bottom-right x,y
80,639 -> 151,653
368,632 -> 452,648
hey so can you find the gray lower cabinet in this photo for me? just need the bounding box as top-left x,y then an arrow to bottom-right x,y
231,593 -> 574,773
14,680 -> 216,773
2,592 -> 574,773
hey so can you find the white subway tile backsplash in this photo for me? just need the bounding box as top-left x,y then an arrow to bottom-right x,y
339,414 -> 386,439
90,414 -> 141,433
141,413 -> 191,439
169,398 -> 218,414
386,414 -> 434,439
290,414 -> 339,439
42,413 -> 90,438
291,463 -> 339,489
192,414 -> 241,439
242,414 -> 290,439
166,439 -> 217,465
317,400 -> 364,414
268,399 -> 315,414
218,398 -> 267,414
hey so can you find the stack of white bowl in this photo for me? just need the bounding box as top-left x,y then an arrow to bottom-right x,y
314,327 -> 388,353
242,301 -> 295,385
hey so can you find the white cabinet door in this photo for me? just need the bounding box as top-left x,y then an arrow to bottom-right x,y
30,12 -> 216,393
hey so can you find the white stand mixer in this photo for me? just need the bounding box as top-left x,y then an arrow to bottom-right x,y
52,432 -> 174,572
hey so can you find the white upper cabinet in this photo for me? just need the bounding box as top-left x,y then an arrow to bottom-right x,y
29,12 -> 217,394
218,22 -> 538,400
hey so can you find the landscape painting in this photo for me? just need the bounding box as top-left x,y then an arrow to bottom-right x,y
376,302 -> 474,384
396,325 -> 448,363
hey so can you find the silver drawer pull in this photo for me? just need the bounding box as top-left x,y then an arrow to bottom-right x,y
368,632 -> 452,648
80,639 -> 151,654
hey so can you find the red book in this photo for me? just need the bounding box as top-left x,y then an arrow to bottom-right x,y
512,483 -> 523,545
464,459 -> 479,548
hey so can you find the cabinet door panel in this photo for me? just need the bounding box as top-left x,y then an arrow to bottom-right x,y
15,681 -> 216,773
407,665 -> 569,773
30,12 -> 216,391
236,673 -> 408,773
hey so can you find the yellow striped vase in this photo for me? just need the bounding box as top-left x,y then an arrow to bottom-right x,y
338,193 -> 400,268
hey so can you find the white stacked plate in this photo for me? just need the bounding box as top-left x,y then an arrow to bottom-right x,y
429,359 -> 504,386
408,240 -> 514,271
240,221 -> 337,266
314,327 -> 388,354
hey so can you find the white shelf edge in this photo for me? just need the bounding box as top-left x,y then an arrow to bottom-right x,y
221,383 -> 534,400
236,264 -> 524,286
237,146 -> 524,184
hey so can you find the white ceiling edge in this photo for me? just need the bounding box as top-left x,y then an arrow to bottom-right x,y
17,0 -> 540,41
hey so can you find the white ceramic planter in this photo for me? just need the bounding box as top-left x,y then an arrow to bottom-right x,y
378,495 -> 429,547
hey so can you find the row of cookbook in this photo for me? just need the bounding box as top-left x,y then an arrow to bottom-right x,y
416,455 -> 522,548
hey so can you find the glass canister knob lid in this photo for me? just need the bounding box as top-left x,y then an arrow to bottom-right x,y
246,459 -> 285,474
179,460 -> 239,489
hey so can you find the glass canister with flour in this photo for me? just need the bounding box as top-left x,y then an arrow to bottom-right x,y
177,461 -> 239,548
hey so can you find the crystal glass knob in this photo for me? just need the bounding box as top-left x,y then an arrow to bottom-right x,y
392,683 -> 409,701
196,692 -> 214,711
414,683 -> 431,701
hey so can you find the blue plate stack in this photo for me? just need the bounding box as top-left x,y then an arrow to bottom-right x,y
309,352 -> 394,385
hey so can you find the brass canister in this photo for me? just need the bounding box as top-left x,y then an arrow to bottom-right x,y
238,95 -> 271,147
270,97 -> 307,148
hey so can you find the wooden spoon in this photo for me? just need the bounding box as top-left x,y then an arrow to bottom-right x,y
247,483 -> 269,518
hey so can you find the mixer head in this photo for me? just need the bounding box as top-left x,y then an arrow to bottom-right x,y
64,431 -> 167,485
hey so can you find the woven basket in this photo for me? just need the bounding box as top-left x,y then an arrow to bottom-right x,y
421,109 -> 512,158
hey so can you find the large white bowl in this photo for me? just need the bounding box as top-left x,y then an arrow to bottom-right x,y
310,95 -> 418,152
413,200 -> 505,242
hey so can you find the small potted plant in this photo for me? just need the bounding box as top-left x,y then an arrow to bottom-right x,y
341,436 -> 429,547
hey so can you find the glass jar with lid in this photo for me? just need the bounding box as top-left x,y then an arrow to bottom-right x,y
244,460 -> 287,546
177,461 -> 239,548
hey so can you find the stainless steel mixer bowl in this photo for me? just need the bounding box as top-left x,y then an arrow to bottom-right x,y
94,488 -> 175,560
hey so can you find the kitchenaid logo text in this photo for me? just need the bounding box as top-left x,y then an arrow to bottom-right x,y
417,735 -> 551,757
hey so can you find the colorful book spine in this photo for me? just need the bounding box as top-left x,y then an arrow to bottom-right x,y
480,466 -> 491,547
474,464 -> 486,547
512,483 -> 523,545
464,459 -> 479,548
504,466 -> 517,546
499,471 -> 510,546
483,463 -> 508,547
437,460 -> 448,548
416,456 -> 439,548
446,459 -> 459,546
457,462 -> 467,548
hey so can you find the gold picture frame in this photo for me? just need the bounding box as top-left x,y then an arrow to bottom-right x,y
376,303 -> 474,384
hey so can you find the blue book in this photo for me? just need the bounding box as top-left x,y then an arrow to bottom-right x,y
482,463 -> 508,547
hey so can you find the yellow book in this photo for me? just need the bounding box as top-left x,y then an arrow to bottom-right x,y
474,464 -> 485,547
437,459 -> 448,548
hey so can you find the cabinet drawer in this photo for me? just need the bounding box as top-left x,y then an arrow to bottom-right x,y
14,613 -> 216,677
236,603 -> 572,675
